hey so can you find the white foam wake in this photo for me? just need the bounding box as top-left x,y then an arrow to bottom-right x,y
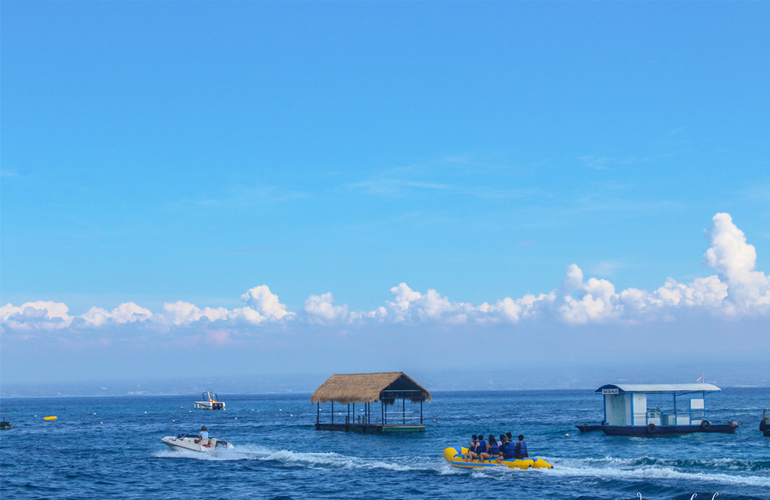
154,446 -> 770,488
545,457 -> 770,488
156,443 -> 447,471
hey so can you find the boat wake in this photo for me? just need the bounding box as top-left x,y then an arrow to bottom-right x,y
545,456 -> 770,488
154,446 -> 770,487
155,443 -> 458,472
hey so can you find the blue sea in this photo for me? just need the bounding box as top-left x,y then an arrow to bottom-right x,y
1,388 -> 769,499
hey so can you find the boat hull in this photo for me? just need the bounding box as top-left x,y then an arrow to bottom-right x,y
194,402 -> 225,410
443,447 -> 552,469
576,424 -> 604,433
602,424 -> 737,436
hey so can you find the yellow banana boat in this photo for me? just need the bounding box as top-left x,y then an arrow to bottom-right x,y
443,447 -> 552,469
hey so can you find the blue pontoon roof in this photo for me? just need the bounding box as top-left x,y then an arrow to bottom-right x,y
596,383 -> 720,394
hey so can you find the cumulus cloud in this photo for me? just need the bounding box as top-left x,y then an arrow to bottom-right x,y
111,302 -> 153,323
703,213 -> 770,314
241,285 -> 292,320
303,293 -> 349,324
0,301 -> 72,331
3,213 -> 770,337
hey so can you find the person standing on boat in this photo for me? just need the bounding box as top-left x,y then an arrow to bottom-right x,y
513,434 -> 528,459
194,426 -> 209,445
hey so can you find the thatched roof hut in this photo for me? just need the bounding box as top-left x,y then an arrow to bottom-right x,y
310,371 -> 431,405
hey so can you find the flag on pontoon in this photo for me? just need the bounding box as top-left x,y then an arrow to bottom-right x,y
696,375 -> 704,382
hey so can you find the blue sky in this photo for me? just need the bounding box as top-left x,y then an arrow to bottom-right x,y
2,2 -> 769,388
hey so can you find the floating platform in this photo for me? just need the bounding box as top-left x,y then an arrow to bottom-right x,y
312,372 -> 431,433
588,383 -> 738,437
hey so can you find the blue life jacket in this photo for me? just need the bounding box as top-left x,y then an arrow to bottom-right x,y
477,439 -> 486,453
469,441 -> 477,452
503,440 -> 514,459
514,441 -> 528,458
488,441 -> 499,455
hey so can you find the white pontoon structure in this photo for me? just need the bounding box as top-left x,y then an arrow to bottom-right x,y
594,383 -> 738,436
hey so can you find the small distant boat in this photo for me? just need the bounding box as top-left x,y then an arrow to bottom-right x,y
761,409 -> 770,437
194,391 -> 225,410
161,433 -> 234,453
0,417 -> 11,430
443,447 -> 552,469
592,384 -> 738,436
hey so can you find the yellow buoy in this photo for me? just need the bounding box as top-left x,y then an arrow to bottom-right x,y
44,416 -> 57,421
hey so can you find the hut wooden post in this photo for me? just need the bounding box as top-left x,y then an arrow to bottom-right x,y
331,401 -> 334,425
420,400 -> 423,424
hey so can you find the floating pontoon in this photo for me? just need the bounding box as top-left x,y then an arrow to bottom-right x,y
311,372 -> 431,433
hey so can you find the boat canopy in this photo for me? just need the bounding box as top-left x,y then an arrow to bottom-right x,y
596,383 -> 720,395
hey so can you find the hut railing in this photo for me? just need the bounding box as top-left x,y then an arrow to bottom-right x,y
380,390 -> 425,426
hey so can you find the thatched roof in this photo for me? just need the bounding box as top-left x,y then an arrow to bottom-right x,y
310,372 -> 431,404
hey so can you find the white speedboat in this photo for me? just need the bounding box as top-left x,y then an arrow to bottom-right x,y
194,391 -> 225,410
161,433 -> 235,453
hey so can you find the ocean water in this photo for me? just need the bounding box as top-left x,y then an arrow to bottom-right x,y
1,388 -> 769,499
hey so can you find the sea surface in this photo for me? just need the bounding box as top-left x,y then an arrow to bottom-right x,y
1,388 -> 769,499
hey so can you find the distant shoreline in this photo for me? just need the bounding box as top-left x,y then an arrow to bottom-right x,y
3,386 -> 768,399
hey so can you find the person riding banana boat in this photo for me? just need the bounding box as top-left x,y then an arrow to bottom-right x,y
444,433 -> 552,469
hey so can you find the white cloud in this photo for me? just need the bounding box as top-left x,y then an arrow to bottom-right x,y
3,213 -> 770,337
241,285 -> 291,320
111,302 -> 153,323
303,293 -> 349,323
81,307 -> 111,327
0,301 -> 72,331
160,302 -> 232,325
703,213 -> 770,315
559,277 -> 618,324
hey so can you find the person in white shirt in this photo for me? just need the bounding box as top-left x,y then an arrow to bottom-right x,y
194,426 -> 209,444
